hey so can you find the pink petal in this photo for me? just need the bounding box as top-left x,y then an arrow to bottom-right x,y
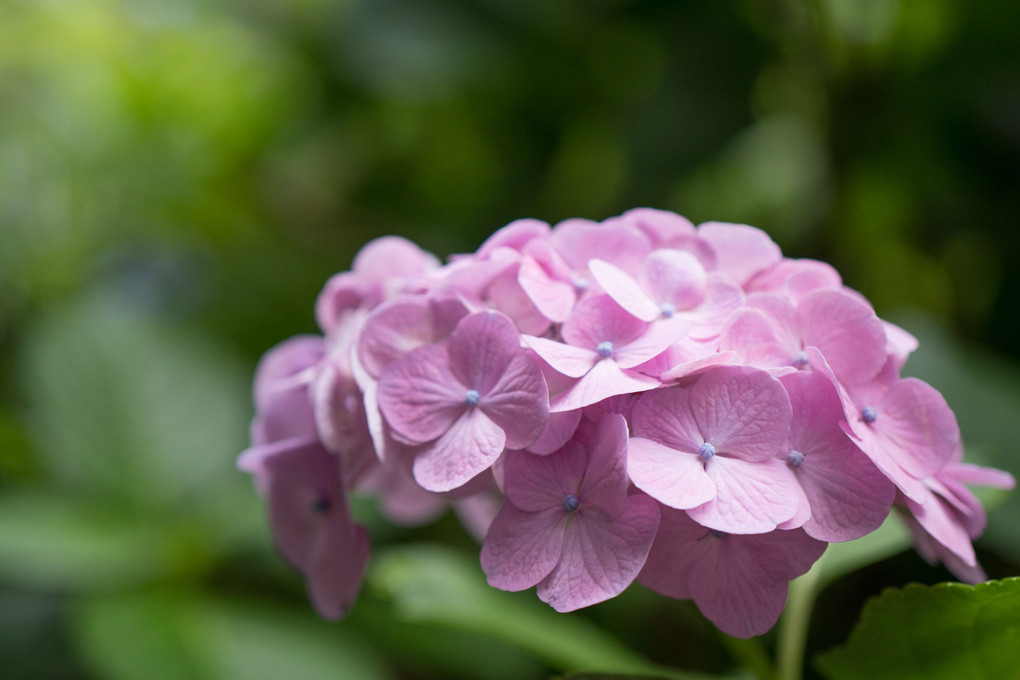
522,336 -> 598,378
875,378 -> 960,480
691,365 -> 791,462
799,289 -> 886,386
527,409 -> 582,455
946,462 -> 1016,490
376,344 -> 467,443
630,385 -> 704,453
613,318 -> 686,369
447,311 -> 523,395
697,222 -> 782,286
481,503 -> 566,591
412,408 -> 507,492
537,495 -> 660,612
476,218 -> 551,257
549,359 -> 660,413
588,258 -> 660,322
659,349 -> 742,382
518,245 -> 577,322
551,219 -> 652,274
612,208 -> 696,246
627,437 -> 716,509
905,492 -> 976,567
687,457 -> 801,534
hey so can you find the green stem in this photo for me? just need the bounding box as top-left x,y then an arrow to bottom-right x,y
775,551 -> 827,680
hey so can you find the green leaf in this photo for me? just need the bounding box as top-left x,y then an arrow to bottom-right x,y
369,544 -> 721,680
19,287 -> 252,513
72,590 -> 395,680
0,491 -> 168,590
815,578 -> 1020,680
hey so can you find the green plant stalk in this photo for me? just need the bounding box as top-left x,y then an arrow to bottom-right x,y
775,551 -> 827,680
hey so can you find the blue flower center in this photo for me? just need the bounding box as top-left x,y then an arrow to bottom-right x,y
709,529 -> 726,539
562,493 -> 580,513
464,389 -> 481,407
698,442 -> 716,460
572,276 -> 590,291
311,497 -> 330,514
794,350 -> 809,368
660,302 -> 676,318
861,406 -> 877,424
787,450 -> 805,468
597,341 -> 614,358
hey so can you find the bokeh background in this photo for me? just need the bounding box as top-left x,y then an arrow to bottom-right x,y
2,0 -> 1019,678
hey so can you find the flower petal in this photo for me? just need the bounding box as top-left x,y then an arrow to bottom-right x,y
377,344 -> 467,443
412,409 -> 506,492
588,258 -> 660,322
481,503 -> 566,592
688,457 -> 801,534
480,351 -> 549,450
627,437 -> 716,509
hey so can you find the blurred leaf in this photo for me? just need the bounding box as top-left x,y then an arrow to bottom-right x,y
815,578 -> 1020,680
0,491 -> 167,590
73,591 -> 394,680
369,544 -> 719,680
20,286 -> 251,512
817,512 -> 913,588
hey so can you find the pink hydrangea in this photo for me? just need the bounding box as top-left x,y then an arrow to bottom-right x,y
238,209 -> 1010,637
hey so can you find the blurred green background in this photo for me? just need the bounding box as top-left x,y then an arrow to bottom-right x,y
2,0 -> 1019,678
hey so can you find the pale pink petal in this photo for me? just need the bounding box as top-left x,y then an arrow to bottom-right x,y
613,319 -> 687,369
686,275 -> 745,340
549,359 -> 660,413
561,294 -> 649,349
551,219 -> 652,274
522,335 -> 598,378
688,457 -> 801,534
642,249 -> 708,311
905,492 -> 976,567
627,437 -> 716,509
697,222 -> 782,286
659,349 -> 741,382
412,409 -> 506,492
537,495 -> 660,612
481,504 -> 566,591
691,366 -> 791,462
527,409 -> 582,455
315,273 -> 377,336
352,235 -> 439,281
588,258 -> 660,322
253,335 -> 325,412
518,245 -> 577,322
476,218 -> 551,257
376,344 -> 467,443
946,462 -> 1016,490
799,289 -> 886,386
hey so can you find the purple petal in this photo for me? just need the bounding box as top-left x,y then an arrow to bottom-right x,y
537,495 -> 660,611
527,409 -> 582,455
573,414 -> 631,517
481,503 -> 566,591
627,437 -> 716,509
255,437 -> 369,620
691,365 -> 791,462
687,457 -> 801,534
412,409 -> 506,492
479,352 -> 549,450
376,344 -> 467,443
875,378 -> 960,480
905,492 -> 977,567
686,527 -> 825,638
502,446 -> 587,512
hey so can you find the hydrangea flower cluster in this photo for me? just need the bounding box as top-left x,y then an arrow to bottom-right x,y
238,209 -> 1014,638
